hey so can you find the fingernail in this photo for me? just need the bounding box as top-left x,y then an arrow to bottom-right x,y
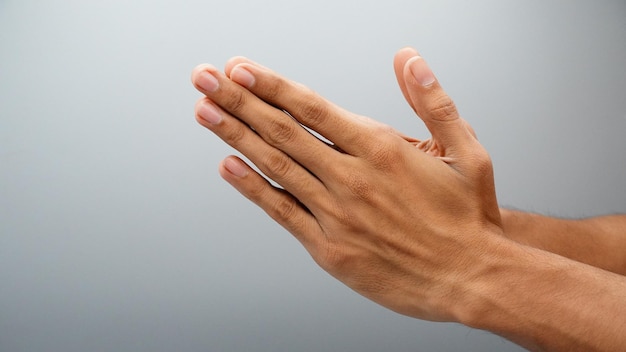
230,65 -> 255,88
197,70 -> 219,92
197,102 -> 222,124
223,157 -> 248,177
409,56 -> 436,87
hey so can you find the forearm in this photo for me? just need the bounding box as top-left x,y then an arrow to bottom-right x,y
500,209 -> 626,275
459,238 -> 626,351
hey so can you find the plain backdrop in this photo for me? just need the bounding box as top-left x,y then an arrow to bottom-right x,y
1,1 -> 625,351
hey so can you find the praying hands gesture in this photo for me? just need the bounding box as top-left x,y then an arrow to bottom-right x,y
191,47 -> 626,351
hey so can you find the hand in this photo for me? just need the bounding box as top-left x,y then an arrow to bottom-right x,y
191,48 -> 506,323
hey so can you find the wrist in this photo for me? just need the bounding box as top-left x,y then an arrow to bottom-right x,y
452,236 -> 626,351
451,239 -> 557,349
448,235 -> 523,328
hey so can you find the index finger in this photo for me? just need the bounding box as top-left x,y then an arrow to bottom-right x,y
225,58 -> 385,157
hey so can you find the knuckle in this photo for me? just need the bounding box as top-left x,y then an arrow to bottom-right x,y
427,94 -> 458,121
463,145 -> 494,179
222,89 -> 247,114
318,240 -> 350,272
334,205 -> 359,228
261,76 -> 286,102
473,148 -> 494,174
244,181 -> 266,202
265,117 -> 298,146
264,151 -> 294,178
221,121 -> 247,145
266,195 -> 300,223
318,241 -> 374,287
342,172 -> 375,203
295,95 -> 329,125
366,137 -> 402,171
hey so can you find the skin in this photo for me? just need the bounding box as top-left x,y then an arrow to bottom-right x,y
191,47 -> 626,351
500,209 -> 626,275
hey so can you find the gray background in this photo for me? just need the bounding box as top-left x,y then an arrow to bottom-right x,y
1,0 -> 625,351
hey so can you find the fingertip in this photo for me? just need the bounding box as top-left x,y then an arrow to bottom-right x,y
230,64 -> 256,88
394,47 -> 422,108
406,56 -> 436,87
394,47 -> 420,71
192,63 -> 217,79
191,64 -> 205,85
220,156 -> 249,178
396,46 -> 419,57
225,56 -> 252,78
195,98 -> 222,125
191,64 -> 221,94
394,47 -> 417,68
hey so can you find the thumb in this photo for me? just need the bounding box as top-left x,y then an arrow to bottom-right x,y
403,55 -> 474,154
393,47 -> 420,112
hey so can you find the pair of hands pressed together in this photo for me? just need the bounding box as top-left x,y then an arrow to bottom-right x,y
191,47 -> 505,322
191,47 -> 626,351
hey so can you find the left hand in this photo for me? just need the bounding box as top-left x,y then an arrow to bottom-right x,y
191,47 -> 506,323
